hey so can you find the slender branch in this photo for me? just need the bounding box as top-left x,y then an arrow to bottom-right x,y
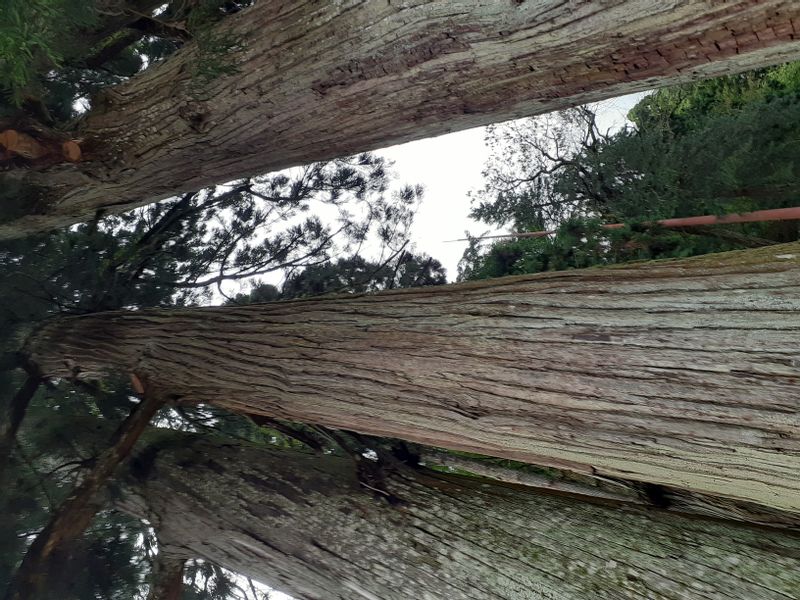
359,240 -> 409,292
4,390 -> 166,600
455,206 -> 800,242
247,578 -> 260,600
124,9 -> 191,41
83,30 -> 144,69
0,370 -> 42,480
174,224 -> 346,289
674,225 -> 776,248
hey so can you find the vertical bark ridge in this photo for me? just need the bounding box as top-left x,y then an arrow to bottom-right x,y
3,0 -> 800,237
121,434 -> 800,600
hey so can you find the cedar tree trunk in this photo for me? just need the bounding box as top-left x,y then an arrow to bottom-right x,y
26,243 -> 800,513
119,432 -> 800,600
3,0 -> 800,238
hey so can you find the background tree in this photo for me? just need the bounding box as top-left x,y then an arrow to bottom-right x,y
4,9 -> 800,595
279,254 -> 446,299
42,417 -> 800,600
461,60 -> 800,280
23,241 -> 800,518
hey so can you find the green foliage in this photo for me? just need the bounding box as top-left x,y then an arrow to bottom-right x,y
190,28 -> 244,91
463,219 -> 734,280
628,62 -> 800,134
463,61 -> 800,280
279,253 -> 446,299
187,2 -> 251,93
0,377 -> 151,599
1,153 -> 419,317
0,0 -> 253,122
0,0 -> 97,106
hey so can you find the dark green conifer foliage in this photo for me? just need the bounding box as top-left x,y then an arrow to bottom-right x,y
0,0 -> 252,121
461,61 -> 800,280
279,253 -> 446,299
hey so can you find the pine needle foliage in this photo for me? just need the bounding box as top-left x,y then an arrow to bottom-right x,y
461,61 -> 800,280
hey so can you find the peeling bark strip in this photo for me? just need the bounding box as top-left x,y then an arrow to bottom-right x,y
26,243 -> 800,513
3,0 -> 800,238
120,435 -> 800,600
418,449 -> 800,529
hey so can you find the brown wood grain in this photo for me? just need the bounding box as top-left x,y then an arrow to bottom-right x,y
3,0 -> 800,238
26,243 -> 800,513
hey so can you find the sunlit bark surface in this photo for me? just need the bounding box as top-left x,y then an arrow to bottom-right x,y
118,433 -> 800,600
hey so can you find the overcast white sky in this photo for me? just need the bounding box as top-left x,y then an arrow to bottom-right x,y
379,92 -> 648,280
221,92 -> 648,298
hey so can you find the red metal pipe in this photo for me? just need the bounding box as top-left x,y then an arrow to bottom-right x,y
452,206 -> 800,242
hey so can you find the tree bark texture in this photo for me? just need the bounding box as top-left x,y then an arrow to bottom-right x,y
3,0 -> 800,238
119,433 -> 800,600
26,243 -> 800,513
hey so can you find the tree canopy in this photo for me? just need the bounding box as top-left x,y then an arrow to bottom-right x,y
461,61 -> 800,280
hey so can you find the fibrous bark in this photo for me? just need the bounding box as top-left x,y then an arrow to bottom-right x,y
145,553 -> 185,600
119,432 -> 800,600
419,449 -> 800,530
26,243 -> 800,513
3,0 -> 800,238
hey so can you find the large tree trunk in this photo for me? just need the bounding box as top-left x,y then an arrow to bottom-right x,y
3,0 -> 800,238
26,243 -> 800,513
119,432 -> 800,600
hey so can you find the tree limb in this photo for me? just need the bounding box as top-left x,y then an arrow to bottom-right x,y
0,369 -> 41,480
4,389 -> 166,600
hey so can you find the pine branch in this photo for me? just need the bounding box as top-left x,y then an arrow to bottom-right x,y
4,389 -> 165,600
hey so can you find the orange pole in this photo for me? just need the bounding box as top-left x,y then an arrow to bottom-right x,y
451,206 -> 800,242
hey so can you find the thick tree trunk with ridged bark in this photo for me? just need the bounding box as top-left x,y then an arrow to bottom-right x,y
27,243 -> 800,513
3,0 -> 800,238
120,433 -> 800,600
